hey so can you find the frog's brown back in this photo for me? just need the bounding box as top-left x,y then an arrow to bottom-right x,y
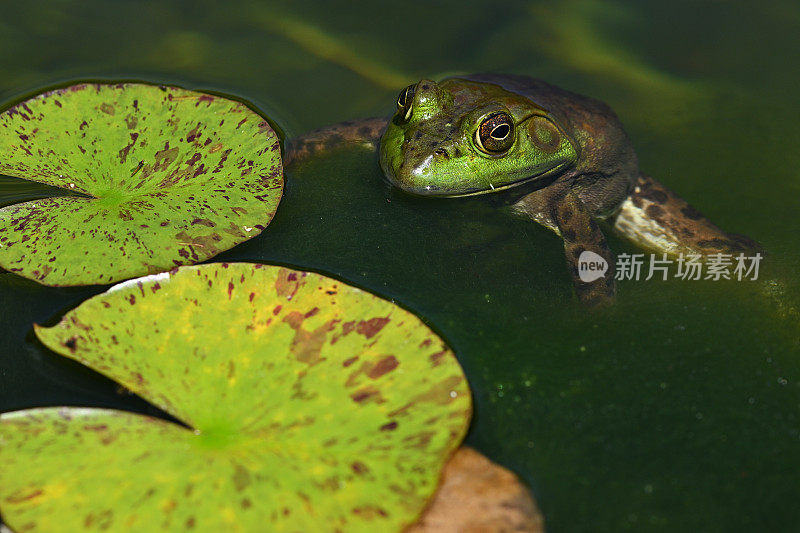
463,73 -> 639,216
469,75 -> 761,259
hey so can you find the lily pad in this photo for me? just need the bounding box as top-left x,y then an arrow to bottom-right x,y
0,263 -> 471,532
0,83 -> 283,286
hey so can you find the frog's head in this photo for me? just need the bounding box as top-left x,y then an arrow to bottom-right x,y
379,78 -> 578,197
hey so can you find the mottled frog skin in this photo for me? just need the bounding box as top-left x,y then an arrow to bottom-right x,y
286,74 -> 759,305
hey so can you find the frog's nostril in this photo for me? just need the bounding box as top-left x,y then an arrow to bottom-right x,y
434,147 -> 449,158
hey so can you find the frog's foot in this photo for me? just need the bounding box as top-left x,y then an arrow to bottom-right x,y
284,117 -> 388,167
611,174 -> 762,256
552,190 -> 617,307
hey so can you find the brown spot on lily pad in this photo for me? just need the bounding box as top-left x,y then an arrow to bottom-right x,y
351,386 -> 384,404
282,311 -> 337,366
64,337 -> 78,351
368,355 -> 399,379
356,317 -> 390,339
351,462 -> 369,475
232,463 -> 251,492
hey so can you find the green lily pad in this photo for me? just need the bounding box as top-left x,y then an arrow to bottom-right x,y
0,263 -> 471,532
0,83 -> 283,286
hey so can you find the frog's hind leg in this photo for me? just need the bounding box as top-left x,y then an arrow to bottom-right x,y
514,187 -> 617,306
551,191 -> 617,307
284,117 -> 388,167
611,174 -> 761,256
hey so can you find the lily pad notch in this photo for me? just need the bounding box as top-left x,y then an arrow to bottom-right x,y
0,263 -> 472,532
0,83 -> 284,286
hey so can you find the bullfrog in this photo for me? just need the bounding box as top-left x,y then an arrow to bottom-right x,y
285,74 -> 759,305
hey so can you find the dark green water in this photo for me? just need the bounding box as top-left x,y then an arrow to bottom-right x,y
1,1 -> 799,531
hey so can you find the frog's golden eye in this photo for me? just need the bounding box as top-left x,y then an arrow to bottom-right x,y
475,111 -> 515,154
396,84 -> 415,121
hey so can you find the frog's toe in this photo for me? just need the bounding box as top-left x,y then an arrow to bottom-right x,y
719,233 -> 764,256
574,277 -> 616,307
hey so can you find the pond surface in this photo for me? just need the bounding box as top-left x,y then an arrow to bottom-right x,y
1,1 -> 799,531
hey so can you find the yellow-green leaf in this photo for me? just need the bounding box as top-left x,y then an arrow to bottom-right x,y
0,263 -> 472,532
0,84 -> 283,286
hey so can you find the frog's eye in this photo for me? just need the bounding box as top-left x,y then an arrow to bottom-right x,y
396,84 -> 416,121
475,112 -> 515,154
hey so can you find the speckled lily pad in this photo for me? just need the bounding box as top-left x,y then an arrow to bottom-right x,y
0,83 -> 283,286
0,263 -> 471,532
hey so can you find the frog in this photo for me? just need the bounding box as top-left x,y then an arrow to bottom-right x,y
285,74 -> 759,305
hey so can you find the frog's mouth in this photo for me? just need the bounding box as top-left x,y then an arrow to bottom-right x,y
385,159 -> 570,199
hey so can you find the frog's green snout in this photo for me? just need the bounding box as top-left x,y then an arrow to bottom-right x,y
380,128 -> 458,196
384,146 -> 452,195
380,80 -> 459,195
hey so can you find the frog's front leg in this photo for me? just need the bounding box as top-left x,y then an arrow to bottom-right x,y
612,174 -> 761,256
516,188 -> 616,306
284,117 -> 388,167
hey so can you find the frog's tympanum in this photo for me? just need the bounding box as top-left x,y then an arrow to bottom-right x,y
286,74 -> 759,305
